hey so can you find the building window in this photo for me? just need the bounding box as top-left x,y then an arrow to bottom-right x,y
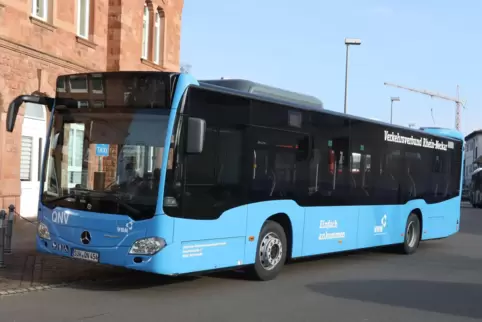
154,10 -> 164,64
69,75 -> 88,93
93,101 -> 104,108
68,124 -> 85,188
77,0 -> 90,39
141,4 -> 149,59
32,0 -> 48,21
92,74 -> 104,94
20,136 -> 34,181
56,77 -> 66,92
77,101 -> 89,109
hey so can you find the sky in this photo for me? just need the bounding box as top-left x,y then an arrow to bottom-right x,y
180,0 -> 481,136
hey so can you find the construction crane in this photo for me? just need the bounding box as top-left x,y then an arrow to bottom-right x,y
384,82 -> 465,131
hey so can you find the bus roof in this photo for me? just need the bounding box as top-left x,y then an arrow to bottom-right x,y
198,79 -> 323,111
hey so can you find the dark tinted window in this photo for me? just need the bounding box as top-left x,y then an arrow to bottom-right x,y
55,72 -> 171,110
180,86 -> 464,212
349,120 -> 382,204
251,100 -> 304,130
181,87 -> 250,219
185,127 -> 218,184
307,113 -> 350,205
249,127 -> 309,202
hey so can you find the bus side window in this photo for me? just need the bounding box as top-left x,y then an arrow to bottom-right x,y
216,129 -> 243,186
185,128 -> 218,184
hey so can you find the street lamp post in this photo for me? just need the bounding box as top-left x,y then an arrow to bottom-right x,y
390,96 -> 400,124
343,38 -> 361,114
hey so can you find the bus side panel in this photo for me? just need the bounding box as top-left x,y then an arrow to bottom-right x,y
244,200 -> 305,264
357,205 -> 404,249
418,197 -> 460,240
169,205 -> 248,274
302,206 -> 358,257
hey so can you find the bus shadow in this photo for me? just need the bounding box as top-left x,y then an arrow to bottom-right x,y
69,270 -> 200,291
208,241 -> 448,281
208,245 -> 403,281
306,279 -> 482,319
61,240 -> 451,288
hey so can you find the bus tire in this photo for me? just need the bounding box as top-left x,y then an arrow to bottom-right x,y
399,212 -> 421,255
248,220 -> 287,281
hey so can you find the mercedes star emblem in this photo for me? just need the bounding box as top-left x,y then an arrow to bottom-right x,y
80,231 -> 91,245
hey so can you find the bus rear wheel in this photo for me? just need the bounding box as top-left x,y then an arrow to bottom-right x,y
248,220 -> 287,281
399,212 -> 421,254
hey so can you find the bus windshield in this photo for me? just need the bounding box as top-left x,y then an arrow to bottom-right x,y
42,108 -> 173,219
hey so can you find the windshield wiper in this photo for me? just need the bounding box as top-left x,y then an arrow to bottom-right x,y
44,193 -> 79,203
44,189 -> 92,204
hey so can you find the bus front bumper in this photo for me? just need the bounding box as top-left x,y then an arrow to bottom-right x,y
35,234 -> 180,275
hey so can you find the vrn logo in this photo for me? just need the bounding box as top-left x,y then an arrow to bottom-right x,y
374,214 -> 388,234
52,211 -> 71,225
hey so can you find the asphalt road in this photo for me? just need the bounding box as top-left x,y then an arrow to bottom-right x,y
1,204 -> 482,322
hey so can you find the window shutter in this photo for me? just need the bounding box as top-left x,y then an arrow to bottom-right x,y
20,136 -> 33,181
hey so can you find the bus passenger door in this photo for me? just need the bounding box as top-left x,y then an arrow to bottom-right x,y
302,139 -> 360,257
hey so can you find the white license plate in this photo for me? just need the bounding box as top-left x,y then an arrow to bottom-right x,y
72,249 -> 99,263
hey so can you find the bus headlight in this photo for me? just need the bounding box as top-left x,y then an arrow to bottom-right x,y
37,222 -> 51,240
129,237 -> 166,255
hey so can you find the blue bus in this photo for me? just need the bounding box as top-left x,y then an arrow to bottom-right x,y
6,72 -> 464,281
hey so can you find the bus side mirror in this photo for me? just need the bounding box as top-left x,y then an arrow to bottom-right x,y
6,96 -> 25,132
186,117 -> 206,154
6,95 -> 53,132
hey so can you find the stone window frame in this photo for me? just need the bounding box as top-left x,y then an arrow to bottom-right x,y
31,0 -> 49,21
142,1 -> 167,68
153,7 -> 166,65
75,0 -> 97,48
76,0 -> 91,40
142,2 -> 150,60
30,0 -> 55,31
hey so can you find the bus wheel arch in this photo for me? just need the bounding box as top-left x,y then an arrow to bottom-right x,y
398,208 -> 422,254
411,208 -> 423,237
266,213 -> 293,261
248,214 -> 292,281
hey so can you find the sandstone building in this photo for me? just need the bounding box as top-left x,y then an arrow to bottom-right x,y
0,0 -> 184,217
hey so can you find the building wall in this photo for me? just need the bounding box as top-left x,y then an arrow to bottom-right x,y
0,0 -> 183,215
464,132 -> 482,186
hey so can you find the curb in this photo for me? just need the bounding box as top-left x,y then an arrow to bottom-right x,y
0,275 -> 126,298
0,283 -> 69,297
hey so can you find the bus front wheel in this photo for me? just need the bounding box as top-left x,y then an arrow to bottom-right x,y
398,212 -> 421,254
249,220 -> 287,281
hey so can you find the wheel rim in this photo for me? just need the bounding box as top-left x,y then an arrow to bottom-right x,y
406,220 -> 418,248
259,232 -> 283,270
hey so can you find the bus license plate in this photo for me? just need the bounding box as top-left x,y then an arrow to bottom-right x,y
72,249 -> 99,263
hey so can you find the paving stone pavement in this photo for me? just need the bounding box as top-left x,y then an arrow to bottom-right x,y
0,218 -> 128,293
